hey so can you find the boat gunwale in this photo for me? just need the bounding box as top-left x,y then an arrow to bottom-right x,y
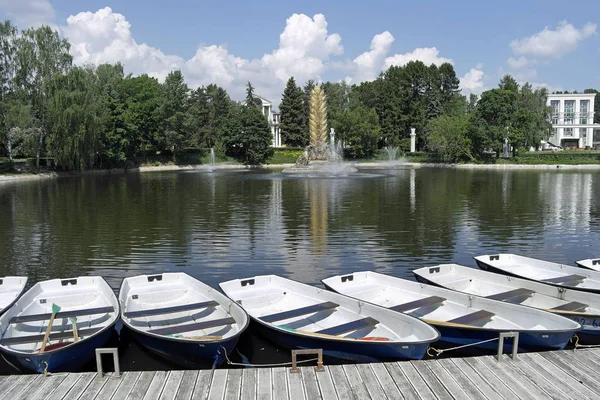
0,276 -> 28,315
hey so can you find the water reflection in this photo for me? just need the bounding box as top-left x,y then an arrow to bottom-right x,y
0,168 -> 599,289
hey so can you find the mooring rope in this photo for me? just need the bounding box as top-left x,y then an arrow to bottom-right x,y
218,346 -> 319,368
427,337 -> 499,357
571,334 -> 600,349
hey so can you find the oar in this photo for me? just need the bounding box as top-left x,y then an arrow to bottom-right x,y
70,317 -> 79,343
422,318 -> 486,329
40,303 -> 61,352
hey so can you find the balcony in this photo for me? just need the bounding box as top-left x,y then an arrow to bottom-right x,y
549,111 -> 594,125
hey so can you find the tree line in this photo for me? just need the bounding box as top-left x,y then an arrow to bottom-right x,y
2,20 -> 598,170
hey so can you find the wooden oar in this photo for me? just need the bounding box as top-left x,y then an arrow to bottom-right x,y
422,318 -> 487,329
40,303 -> 61,352
70,317 -> 79,342
278,326 -> 389,341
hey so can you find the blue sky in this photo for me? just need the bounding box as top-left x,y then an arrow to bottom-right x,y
1,0 -> 599,104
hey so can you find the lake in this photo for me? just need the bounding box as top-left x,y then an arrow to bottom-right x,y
0,167 -> 599,370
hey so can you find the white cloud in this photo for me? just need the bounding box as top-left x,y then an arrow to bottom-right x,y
507,56 -> 531,69
0,0 -> 55,28
510,21 -> 597,58
62,7 -> 183,82
460,66 -> 485,95
384,47 -> 453,69
352,31 -> 394,82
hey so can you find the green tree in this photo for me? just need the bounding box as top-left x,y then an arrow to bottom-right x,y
160,70 -> 189,161
279,77 -> 305,147
302,79 -> 315,140
426,114 -> 475,162
332,107 -> 380,159
584,89 -> 600,126
498,75 -> 520,92
475,88 -> 518,156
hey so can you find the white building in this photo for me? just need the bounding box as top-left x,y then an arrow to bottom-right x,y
547,93 -> 600,148
251,95 -> 282,147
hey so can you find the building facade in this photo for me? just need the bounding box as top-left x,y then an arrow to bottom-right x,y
547,93 -> 599,148
252,95 -> 282,147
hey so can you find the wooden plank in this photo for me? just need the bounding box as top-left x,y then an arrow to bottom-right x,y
11,306 -> 114,323
160,370 -> 185,400
60,372 -> 97,400
503,355 -> 573,400
463,356 -> 530,400
124,301 -> 218,318
450,358 -> 503,400
94,373 -> 126,400
207,369 -> 228,400
314,367 -> 338,400
260,301 -> 338,323
129,371 -> 157,400
29,374 -> 68,400
316,317 -> 378,336
410,360 -> 453,400
384,362 -> 419,400
241,368 -> 257,400
271,367 -> 289,400
327,365 -> 354,400
486,288 -> 534,301
143,371 -> 169,400
111,371 -> 142,400
75,373 -> 113,400
448,310 -> 495,326
476,356 -> 542,400
148,317 -> 235,336
224,369 -> 242,400
423,360 -> 469,400
1,327 -> 103,345
257,367 -> 272,400
572,349 -> 600,369
524,352 -> 597,399
356,363 -> 387,400
301,367 -> 322,400
390,295 -> 446,312
437,359 -> 487,400
287,366 -> 306,400
342,364 -> 371,399
397,360 -> 437,399
0,374 -> 26,393
560,349 -> 600,379
7,374 -> 44,400
537,351 -> 600,392
191,370 -> 213,400
47,373 -> 85,400
174,370 -> 199,400
369,363 -> 402,400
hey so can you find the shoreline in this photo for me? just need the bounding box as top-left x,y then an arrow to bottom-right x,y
2,161 -> 600,183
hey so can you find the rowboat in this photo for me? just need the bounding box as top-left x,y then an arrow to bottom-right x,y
219,275 -> 439,362
0,276 -> 118,373
575,258 -> 600,272
120,273 -> 248,368
475,254 -> 600,294
414,264 -> 600,342
323,271 -> 580,352
0,277 -> 28,314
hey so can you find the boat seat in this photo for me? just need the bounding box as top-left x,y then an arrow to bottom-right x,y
448,310 -> 495,326
316,317 -> 379,336
259,301 -> 339,323
390,296 -> 446,313
1,327 -> 103,346
124,300 -> 218,319
147,317 -> 235,336
542,274 -> 586,284
10,306 -> 115,324
551,301 -> 589,312
486,288 -> 535,302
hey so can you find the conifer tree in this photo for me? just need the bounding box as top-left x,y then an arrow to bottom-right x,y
279,77 -> 305,147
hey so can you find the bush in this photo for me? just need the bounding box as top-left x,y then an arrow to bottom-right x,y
268,148 -> 303,164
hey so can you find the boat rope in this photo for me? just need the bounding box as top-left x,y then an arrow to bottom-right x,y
218,346 -> 319,368
427,337 -> 499,357
571,334 -> 600,349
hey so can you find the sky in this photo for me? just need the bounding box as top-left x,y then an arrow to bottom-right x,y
1,0 -> 599,107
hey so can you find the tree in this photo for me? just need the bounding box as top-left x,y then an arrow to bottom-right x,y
279,77 -> 305,147
331,107 -> 380,159
498,74 -> 519,92
0,20 -> 18,154
584,89 -> 600,126
475,88 -> 518,156
426,114 -> 475,163
160,70 -> 189,161
302,79 -> 315,140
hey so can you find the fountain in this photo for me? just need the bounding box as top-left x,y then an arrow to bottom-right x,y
385,146 -> 399,164
283,86 -> 357,175
208,148 -> 216,171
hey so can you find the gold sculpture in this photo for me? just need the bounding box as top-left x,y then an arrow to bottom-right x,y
309,86 -> 328,149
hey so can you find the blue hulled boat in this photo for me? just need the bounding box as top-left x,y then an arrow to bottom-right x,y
219,275 -> 439,362
119,273 -> 248,368
0,276 -> 118,373
323,271 -> 581,353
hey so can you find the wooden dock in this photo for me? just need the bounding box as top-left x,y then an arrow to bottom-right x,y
1,348 -> 599,399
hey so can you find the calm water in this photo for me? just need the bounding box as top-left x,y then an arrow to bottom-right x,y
0,167 -> 599,370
